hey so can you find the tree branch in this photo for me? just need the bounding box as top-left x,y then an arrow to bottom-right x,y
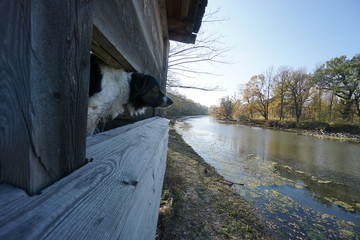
167,84 -> 224,91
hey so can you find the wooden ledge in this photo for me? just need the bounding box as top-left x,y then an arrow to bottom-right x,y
0,117 -> 169,239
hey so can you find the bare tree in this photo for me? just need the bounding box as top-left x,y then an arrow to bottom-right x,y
167,9 -> 231,91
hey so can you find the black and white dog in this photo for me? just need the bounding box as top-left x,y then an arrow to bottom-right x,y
87,57 -> 173,135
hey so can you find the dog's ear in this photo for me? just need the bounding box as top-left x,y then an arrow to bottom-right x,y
132,73 -> 148,94
132,73 -> 154,94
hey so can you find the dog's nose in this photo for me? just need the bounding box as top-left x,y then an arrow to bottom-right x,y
167,97 -> 173,106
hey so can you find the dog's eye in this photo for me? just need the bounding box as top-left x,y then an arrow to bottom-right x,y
152,85 -> 159,92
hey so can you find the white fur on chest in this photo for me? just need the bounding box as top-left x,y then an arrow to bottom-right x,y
87,67 -> 132,135
89,66 -> 131,117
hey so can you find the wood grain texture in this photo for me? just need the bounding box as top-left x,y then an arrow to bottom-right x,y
29,0 -> 93,192
0,0 -> 93,194
92,26 -> 135,71
93,0 -> 167,80
0,0 -> 33,193
86,117 -> 157,148
0,117 -> 169,240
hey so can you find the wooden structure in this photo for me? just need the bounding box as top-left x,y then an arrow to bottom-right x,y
0,118 -> 169,239
167,0 -> 207,43
1,0 -> 92,195
0,0 -> 207,239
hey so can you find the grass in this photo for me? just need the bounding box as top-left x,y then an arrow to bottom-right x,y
156,124 -> 273,240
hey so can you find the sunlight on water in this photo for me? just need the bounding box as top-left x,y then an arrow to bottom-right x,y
175,116 -> 360,239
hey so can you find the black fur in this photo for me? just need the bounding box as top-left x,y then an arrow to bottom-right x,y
89,55 -> 173,111
129,73 -> 173,110
89,55 -> 103,97
87,56 -> 173,135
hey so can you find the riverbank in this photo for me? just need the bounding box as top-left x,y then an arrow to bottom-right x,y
157,123 -> 273,240
218,118 -> 360,143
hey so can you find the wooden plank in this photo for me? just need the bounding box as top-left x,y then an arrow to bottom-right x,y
181,0 -> 191,19
0,0 -> 32,192
156,0 -> 170,41
86,117 -> 157,148
92,0 -> 166,80
131,0 -> 165,68
0,0 -> 93,194
0,117 -> 169,240
91,26 -> 135,71
118,135 -> 168,239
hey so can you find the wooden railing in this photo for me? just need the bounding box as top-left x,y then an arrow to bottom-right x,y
0,117 -> 169,240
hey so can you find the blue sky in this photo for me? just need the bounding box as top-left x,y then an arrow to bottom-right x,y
174,0 -> 360,107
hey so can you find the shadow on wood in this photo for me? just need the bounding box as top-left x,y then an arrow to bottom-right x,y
0,117 -> 169,239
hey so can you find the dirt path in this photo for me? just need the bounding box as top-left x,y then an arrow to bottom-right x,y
157,125 -> 274,240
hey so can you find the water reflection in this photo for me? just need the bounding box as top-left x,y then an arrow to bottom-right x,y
177,116 -> 360,207
175,116 -> 360,239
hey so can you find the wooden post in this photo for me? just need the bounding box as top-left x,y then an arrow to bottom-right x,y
0,0 -> 93,195
0,118 -> 169,239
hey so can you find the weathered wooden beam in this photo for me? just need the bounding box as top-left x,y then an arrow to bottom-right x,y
0,0 -> 32,193
92,0 -> 166,80
91,26 -> 135,71
0,117 -> 169,240
169,31 -> 197,44
0,0 -> 93,195
86,117 -> 157,148
166,0 -> 206,44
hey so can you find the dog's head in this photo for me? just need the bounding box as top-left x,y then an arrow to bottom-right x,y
129,73 -> 173,110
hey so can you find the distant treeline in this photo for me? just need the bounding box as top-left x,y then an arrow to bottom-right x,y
210,53 -> 360,124
164,92 -> 208,118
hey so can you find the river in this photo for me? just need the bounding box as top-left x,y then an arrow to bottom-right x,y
175,116 -> 360,239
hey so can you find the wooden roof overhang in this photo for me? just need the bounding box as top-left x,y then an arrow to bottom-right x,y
166,0 -> 208,44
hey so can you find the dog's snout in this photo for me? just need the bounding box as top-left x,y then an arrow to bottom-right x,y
160,96 -> 173,108
167,97 -> 173,106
